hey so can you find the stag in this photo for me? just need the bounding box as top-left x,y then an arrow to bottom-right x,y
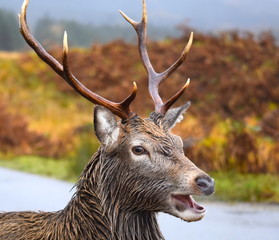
0,0 -> 214,239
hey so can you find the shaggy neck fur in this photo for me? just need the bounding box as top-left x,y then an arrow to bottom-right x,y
62,148 -> 164,240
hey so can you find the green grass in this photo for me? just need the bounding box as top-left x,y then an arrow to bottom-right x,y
0,156 -> 77,182
1,156 -> 279,203
211,171 -> 279,203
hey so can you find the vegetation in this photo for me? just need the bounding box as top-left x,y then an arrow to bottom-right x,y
34,17 -> 178,48
0,8 -> 178,51
0,9 -> 25,51
0,156 -> 73,181
0,28 -> 278,202
211,171 -> 279,202
1,156 -> 279,202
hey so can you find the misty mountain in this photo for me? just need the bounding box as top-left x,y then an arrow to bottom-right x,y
1,0 -> 279,34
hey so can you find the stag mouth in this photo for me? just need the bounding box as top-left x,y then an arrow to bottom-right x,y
170,194 -> 206,222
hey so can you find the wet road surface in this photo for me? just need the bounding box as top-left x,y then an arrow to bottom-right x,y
1,167 -> 278,240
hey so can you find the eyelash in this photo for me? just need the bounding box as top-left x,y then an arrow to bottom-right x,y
162,147 -> 172,157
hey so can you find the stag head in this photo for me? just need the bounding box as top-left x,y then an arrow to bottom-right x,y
94,104 -> 214,222
19,0 -> 214,224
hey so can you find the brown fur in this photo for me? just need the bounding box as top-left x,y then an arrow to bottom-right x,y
0,113 -> 212,240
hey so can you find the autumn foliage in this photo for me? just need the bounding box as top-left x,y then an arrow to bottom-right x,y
0,103 -> 62,157
1,29 -> 278,173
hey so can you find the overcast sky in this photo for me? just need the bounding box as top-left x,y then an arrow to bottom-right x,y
0,0 -> 278,32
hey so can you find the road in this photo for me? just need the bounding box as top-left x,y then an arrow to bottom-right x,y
1,167 -> 278,240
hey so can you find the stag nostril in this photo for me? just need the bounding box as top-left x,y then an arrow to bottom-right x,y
195,176 -> 215,195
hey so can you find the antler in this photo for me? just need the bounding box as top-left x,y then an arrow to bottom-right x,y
120,0 -> 192,115
19,0 -> 137,120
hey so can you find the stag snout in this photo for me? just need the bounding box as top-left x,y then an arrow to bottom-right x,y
167,168 -> 215,222
195,175 -> 215,195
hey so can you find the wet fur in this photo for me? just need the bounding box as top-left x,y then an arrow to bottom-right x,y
0,108 -> 204,240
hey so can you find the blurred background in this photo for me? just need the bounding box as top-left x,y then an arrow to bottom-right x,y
0,0 -> 278,238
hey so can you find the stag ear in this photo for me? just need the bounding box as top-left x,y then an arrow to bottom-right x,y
94,106 -> 120,145
163,102 -> 191,129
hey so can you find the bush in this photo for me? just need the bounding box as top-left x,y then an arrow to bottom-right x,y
0,102 -> 63,157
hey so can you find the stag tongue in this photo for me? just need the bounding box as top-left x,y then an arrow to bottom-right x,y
172,194 -> 205,213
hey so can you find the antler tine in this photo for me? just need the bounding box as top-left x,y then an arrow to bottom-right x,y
120,0 -> 193,115
19,0 -> 137,120
161,78 -> 190,114
62,32 -> 137,119
19,0 -> 64,78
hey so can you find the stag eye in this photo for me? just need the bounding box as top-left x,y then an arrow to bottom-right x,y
132,146 -> 146,155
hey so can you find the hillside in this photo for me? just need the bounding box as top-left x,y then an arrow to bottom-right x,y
0,29 -> 278,174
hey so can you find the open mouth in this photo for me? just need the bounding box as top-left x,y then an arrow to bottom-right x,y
170,194 -> 206,222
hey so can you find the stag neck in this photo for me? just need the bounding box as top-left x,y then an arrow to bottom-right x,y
65,148 -> 164,240
59,195 -> 112,240
109,210 -> 164,240
65,195 -> 164,240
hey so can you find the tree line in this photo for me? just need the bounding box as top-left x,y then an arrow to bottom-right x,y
0,8 -> 178,51
0,9 -> 25,51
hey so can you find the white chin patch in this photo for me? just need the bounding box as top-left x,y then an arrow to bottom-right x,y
173,208 -> 206,222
